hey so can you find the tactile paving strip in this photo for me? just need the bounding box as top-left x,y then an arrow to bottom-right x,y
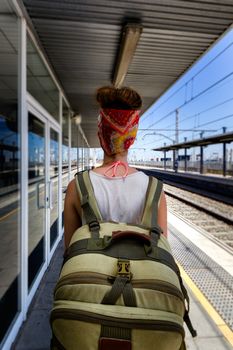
168,228 -> 233,330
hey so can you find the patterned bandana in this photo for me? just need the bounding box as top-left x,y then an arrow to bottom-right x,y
98,108 -> 140,155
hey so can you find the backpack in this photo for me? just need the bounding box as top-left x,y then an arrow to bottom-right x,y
50,170 -> 196,350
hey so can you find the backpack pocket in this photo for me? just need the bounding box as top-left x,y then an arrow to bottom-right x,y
51,301 -> 184,350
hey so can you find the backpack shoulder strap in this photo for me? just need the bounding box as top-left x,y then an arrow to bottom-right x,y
140,176 -> 163,228
75,170 -> 103,225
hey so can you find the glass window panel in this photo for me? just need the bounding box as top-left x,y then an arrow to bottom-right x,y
0,9 -> 20,343
27,35 -> 59,122
50,128 -> 59,249
28,113 -> 46,289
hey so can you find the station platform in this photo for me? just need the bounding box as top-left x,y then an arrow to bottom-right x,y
12,213 -> 233,350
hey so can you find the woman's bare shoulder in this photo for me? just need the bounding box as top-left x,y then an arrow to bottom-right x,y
65,178 -> 81,214
67,178 -> 76,192
65,178 -> 79,204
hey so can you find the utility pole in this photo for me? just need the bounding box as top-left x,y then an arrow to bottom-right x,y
175,109 -> 179,145
184,137 -> 187,171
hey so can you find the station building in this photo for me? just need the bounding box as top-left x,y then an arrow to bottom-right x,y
0,2 -> 91,348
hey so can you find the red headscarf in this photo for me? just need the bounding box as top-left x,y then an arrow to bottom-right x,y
98,108 -> 140,155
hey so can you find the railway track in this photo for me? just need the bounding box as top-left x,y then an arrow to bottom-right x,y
165,184 -> 233,251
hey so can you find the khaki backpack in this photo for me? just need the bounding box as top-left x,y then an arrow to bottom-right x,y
50,170 -> 196,350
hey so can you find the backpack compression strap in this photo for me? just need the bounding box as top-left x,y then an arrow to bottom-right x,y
151,179 -> 163,227
76,171 -> 101,239
141,176 -> 163,232
141,176 -> 163,228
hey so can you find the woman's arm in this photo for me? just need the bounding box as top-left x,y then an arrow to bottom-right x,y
64,179 -> 82,250
157,191 -> 167,237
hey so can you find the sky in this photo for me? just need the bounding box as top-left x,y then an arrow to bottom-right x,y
129,26 -> 233,161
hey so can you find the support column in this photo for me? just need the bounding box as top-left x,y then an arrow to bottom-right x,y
184,148 -> 187,171
163,143 -> 166,170
200,146 -> 204,174
173,149 -> 175,171
223,143 -> 226,176
222,127 -> 227,177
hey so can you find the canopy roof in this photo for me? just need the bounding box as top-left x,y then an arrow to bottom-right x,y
21,0 -> 233,147
153,131 -> 233,151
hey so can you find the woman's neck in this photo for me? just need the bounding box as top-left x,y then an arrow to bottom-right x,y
92,151 -> 138,176
102,152 -> 128,166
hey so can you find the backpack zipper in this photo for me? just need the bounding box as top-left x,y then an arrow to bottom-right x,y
51,307 -> 184,336
55,272 -> 184,302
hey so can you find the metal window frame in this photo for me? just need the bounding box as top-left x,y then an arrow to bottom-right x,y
1,13 -> 26,350
19,16 -> 28,320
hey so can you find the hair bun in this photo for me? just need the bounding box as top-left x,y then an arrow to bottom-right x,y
96,86 -> 142,110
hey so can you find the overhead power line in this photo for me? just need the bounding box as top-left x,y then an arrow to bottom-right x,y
139,129 -> 217,132
141,71 -> 233,131
138,71 -> 233,133
141,41 -> 233,123
195,112 -> 233,128
180,96 -> 233,124
164,112 -> 233,141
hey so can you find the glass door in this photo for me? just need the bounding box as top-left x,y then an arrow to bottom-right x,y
27,105 -> 61,291
28,112 -> 46,289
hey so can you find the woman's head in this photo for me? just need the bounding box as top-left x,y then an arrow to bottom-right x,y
96,86 -> 142,156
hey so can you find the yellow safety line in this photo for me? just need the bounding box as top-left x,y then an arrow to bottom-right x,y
178,263 -> 233,347
0,195 -> 35,222
0,207 -> 19,222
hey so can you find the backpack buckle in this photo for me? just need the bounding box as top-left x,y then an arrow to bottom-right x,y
89,220 -> 100,231
117,259 -> 131,280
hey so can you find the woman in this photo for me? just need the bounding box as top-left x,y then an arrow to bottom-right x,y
64,86 -> 167,250
51,87 -> 191,350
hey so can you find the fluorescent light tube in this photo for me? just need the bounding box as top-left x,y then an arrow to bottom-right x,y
113,23 -> 143,88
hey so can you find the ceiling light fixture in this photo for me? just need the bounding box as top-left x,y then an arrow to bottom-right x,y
112,23 -> 143,88
72,113 -> 82,125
